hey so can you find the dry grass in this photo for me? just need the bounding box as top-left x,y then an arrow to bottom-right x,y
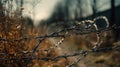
0,3 -> 120,67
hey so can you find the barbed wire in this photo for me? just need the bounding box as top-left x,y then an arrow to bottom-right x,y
0,44 -> 120,60
0,44 -> 119,66
0,16 -> 120,67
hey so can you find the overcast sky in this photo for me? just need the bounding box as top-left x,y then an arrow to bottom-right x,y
22,0 -> 61,25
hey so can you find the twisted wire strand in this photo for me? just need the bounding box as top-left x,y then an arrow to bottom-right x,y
66,16 -> 110,66
0,16 -> 120,67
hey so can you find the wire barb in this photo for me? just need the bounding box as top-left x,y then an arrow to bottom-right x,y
0,16 -> 120,67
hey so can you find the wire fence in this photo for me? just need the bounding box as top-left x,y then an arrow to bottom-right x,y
0,16 -> 120,67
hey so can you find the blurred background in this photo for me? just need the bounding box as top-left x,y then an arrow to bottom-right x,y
10,0 -> 120,25
2,0 -> 119,39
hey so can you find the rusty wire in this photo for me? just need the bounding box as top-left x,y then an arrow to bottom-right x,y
0,16 -> 120,67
